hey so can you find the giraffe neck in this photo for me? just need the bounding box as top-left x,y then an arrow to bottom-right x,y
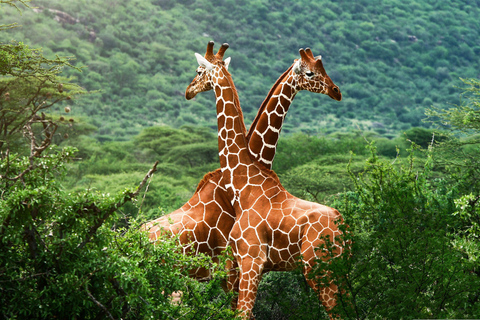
212,66 -> 252,196
246,66 -> 298,168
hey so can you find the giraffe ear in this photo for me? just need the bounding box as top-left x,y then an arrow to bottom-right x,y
224,57 -> 231,70
293,59 -> 302,74
195,53 -> 214,70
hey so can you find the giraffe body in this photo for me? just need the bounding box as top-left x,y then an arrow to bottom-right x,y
146,169 -> 234,279
229,178 -> 342,312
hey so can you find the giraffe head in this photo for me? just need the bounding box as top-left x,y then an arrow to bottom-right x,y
292,48 -> 342,101
185,41 -> 231,100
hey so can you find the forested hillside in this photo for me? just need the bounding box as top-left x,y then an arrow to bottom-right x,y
1,0 -> 479,140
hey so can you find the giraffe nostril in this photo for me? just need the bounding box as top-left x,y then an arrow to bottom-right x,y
333,87 -> 339,93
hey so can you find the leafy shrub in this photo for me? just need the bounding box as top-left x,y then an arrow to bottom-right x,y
0,146 -> 238,319
310,143 -> 480,319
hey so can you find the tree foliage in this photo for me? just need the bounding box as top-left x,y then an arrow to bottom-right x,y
0,41 -> 84,155
426,78 -> 480,132
427,77 -> 480,276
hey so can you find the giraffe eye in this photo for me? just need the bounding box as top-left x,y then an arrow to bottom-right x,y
305,71 -> 314,77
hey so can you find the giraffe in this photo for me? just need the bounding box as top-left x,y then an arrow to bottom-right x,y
245,47 -> 341,166
184,42 -> 345,319
144,42 -> 342,287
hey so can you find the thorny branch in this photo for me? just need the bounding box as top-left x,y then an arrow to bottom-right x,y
77,160 -> 159,249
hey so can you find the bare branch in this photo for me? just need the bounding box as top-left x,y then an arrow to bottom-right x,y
84,287 -> 116,320
132,160 -> 159,198
0,117 -> 57,182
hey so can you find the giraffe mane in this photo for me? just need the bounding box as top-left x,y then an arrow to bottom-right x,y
220,64 -> 248,137
194,168 -> 222,193
246,65 -> 294,141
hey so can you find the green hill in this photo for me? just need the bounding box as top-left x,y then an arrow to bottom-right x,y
1,0 -> 479,140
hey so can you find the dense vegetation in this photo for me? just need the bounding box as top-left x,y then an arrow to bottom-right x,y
0,2 -> 237,318
311,79 -> 480,319
2,0 -> 480,319
1,0 -> 479,140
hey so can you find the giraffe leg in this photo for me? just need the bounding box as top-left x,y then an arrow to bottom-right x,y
235,257 -> 264,319
304,269 -> 338,317
301,233 -> 339,319
225,258 -> 240,310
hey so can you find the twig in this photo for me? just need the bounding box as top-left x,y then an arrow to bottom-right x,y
0,271 -> 50,283
109,277 -> 130,318
132,161 -> 159,198
429,132 -> 435,148
138,169 -> 154,212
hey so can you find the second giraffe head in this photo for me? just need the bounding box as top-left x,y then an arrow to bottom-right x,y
293,48 -> 342,101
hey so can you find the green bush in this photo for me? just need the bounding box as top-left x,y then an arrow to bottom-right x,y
0,146 -> 238,319
310,143 -> 480,319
